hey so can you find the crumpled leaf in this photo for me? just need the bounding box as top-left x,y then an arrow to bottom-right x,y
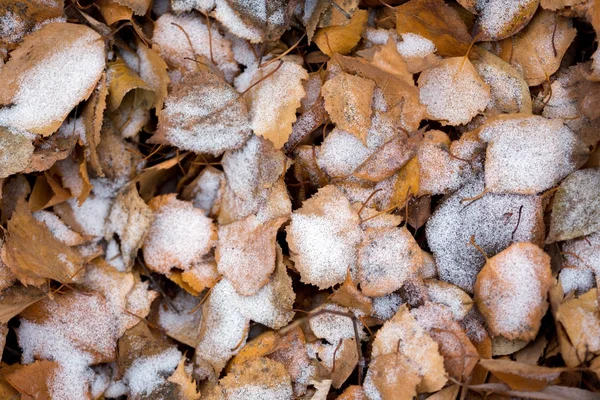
105,183 -> 153,271
479,359 -> 566,391
0,126 -> 34,179
153,70 -> 251,156
287,185 -> 363,289
235,60 -> 308,149
2,199 -> 83,286
472,0 -> 540,41
322,72 -> 374,144
547,168 -> 600,243
314,9 -> 368,56
556,288 -> 600,362
474,243 -> 553,342
137,43 -> 170,114
498,9 -> 577,86
81,73 -> 107,176
0,22 -> 105,135
106,57 -> 155,113
418,57 -> 491,125
396,0 -> 472,57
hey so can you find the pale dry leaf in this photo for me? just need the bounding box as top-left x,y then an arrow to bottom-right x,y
53,194 -> 112,237
154,288 -> 202,347
472,0 -> 539,41
182,166 -> 225,217
32,210 -> 86,246
314,9 -> 368,56
215,357 -> 293,399
0,126 -> 34,179
136,43 -> 169,113
234,60 -> 308,149
310,379 -> 332,400
474,243 -> 553,342
0,22 -> 105,135
371,38 -> 414,86
353,132 -> 417,183
473,47 -> 533,114
153,70 -> 251,156
105,183 -> 153,271
286,185 -> 362,289
500,9 -> 577,86
167,357 -> 201,400
143,194 -> 216,274
358,227 -> 422,297
479,358 -> 565,391
216,216 -> 286,296
317,128 -> 372,178
418,57 -> 491,126
425,279 -> 474,320
308,303 -> 365,344
371,304 -> 447,393
480,114 -> 588,195
547,168 -> 600,243
2,199 -> 84,286
363,352 -> 421,400
322,72 -> 375,144
556,288 -> 600,362
152,13 -> 239,82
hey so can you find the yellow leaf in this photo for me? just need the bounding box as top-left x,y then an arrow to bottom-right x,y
96,0 -> 132,25
314,10 -> 368,56
389,156 -> 420,210
106,58 -> 155,112
229,331 -> 279,370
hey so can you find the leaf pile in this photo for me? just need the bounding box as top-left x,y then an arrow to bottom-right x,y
0,0 -> 600,399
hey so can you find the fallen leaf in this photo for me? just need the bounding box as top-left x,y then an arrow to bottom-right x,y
0,0 -> 64,47
153,70 -> 251,156
473,0 -> 540,41
113,0 -> 150,15
0,127 -> 34,179
167,357 -> 201,400
314,9 -> 368,56
389,156 -> 420,210
329,271 -> 373,316
547,168 -> 600,243
499,9 -> 577,86
363,352 -> 421,400
96,0 -> 132,25
2,199 -> 83,286
474,243 -> 553,341
235,60 -> 308,149
0,284 -> 45,324
106,57 -> 155,113
479,358 -> 565,391
396,0 -> 472,57
5,360 -> 59,400
322,72 -> 375,144
556,288 -> 600,363
215,357 -> 293,399
0,22 -> 105,135
137,43 -> 170,113
418,57 -> 491,125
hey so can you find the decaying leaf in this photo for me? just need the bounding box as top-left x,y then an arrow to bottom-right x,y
287,185 -> 362,289
0,22 -> 105,135
0,126 -> 34,179
314,9 -> 368,56
153,70 -> 251,156
473,0 -> 540,41
418,57 -> 491,125
235,60 -> 308,149
475,243 -> 553,342
499,9 -> 577,86
2,199 -> 83,286
547,168 -> 600,243
396,0 -> 472,57
322,72 -> 375,144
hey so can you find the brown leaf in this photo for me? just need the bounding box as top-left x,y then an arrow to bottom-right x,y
364,352 -> 421,400
236,60 -> 308,149
28,170 -> 72,212
371,38 -> 414,86
474,243 -> 553,341
153,71 -> 251,155
81,72 -> 108,176
556,288 -> 600,363
322,72 -> 374,144
0,284 -> 45,324
473,0 -> 539,41
353,133 -> 417,182
498,9 -> 577,86
314,9 -> 368,56
0,127 -> 34,179
0,23 -> 105,135
396,0 -> 472,57
216,215 -> 287,296
167,358 -> 201,400
329,271 -> 373,316
5,360 -> 59,400
215,357 -> 293,399
479,359 -> 565,391
96,0 -> 132,25
24,126 -> 78,174
0,0 -> 64,47
106,57 -> 155,113
229,331 -> 279,370
2,199 -> 84,286
113,0 -> 151,15
137,43 -> 170,114
389,156 -> 420,210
